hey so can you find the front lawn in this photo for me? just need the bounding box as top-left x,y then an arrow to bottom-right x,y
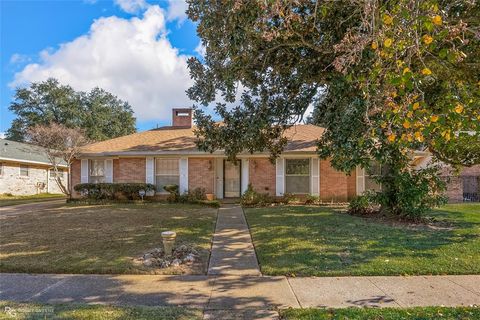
245,203 -> 480,276
0,301 -> 202,320
0,193 -> 65,207
0,203 -> 217,274
280,307 -> 480,320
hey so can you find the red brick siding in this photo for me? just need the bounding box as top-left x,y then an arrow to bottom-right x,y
113,158 -> 146,183
188,158 -> 215,194
70,159 -> 81,197
319,159 -> 351,202
249,158 -> 276,196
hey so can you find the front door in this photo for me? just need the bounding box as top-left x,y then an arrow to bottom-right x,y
224,160 -> 241,198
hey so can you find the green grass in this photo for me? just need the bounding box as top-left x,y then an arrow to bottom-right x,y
280,307 -> 480,320
0,203 -> 217,274
0,301 -> 202,320
0,193 -> 65,207
245,203 -> 480,276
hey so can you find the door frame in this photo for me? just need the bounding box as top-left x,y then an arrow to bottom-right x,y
223,159 -> 242,198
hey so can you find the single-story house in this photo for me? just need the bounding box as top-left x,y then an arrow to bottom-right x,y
70,108 -> 479,202
0,138 -> 68,195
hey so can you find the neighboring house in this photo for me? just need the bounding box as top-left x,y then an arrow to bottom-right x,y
0,139 -> 68,195
70,108 -> 479,202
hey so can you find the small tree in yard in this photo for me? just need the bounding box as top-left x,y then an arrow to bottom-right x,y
28,123 -> 88,196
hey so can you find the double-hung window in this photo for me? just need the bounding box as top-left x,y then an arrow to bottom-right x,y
155,159 -> 179,193
364,161 -> 382,192
19,165 -> 29,177
50,168 -> 64,179
285,159 -> 310,194
89,160 -> 105,183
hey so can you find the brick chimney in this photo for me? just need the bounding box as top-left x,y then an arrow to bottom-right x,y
172,108 -> 192,128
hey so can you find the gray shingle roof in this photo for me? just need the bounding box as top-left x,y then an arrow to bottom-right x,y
0,139 -> 67,167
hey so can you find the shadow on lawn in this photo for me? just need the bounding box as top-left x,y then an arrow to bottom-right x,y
246,205 -> 479,276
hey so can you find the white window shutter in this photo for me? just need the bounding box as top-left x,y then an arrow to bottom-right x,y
146,157 -> 154,184
276,157 -> 284,196
105,159 -> 113,183
81,159 -> 89,183
179,158 -> 188,194
241,159 -> 249,194
215,158 -> 224,199
356,166 -> 365,195
311,157 -> 319,196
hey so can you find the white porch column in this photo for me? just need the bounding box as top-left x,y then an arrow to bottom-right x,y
215,158 -> 224,199
275,157 -> 285,196
105,159 -> 113,183
241,159 -> 249,194
146,157 -> 154,184
179,158 -> 188,194
356,166 -> 365,195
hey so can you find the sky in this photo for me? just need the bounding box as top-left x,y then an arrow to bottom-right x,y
0,0 -> 203,137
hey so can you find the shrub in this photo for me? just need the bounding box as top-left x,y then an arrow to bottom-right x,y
180,187 -> 207,202
280,193 -> 296,204
305,194 -> 319,205
348,191 -> 377,215
241,184 -> 273,206
163,184 -> 179,202
74,183 -> 155,200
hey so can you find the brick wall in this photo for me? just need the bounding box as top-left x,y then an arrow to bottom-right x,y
439,164 -> 480,202
249,158 -> 276,196
113,158 -> 146,183
188,158 -> 215,194
319,159 -> 352,202
0,161 -> 67,195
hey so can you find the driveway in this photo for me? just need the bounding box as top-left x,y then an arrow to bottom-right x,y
0,199 -> 66,217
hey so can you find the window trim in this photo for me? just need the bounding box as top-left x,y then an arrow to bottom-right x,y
155,158 -> 180,194
284,158 -> 311,194
19,164 -> 29,177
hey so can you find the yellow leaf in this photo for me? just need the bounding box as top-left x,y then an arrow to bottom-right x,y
371,41 -> 378,50
388,133 -> 396,142
415,131 -> 424,142
403,120 -> 411,129
381,121 -> 387,129
432,15 -> 442,26
455,103 -> 464,113
407,111 -> 413,118
413,102 -> 420,110
384,38 -> 393,48
383,14 -> 393,25
430,115 -> 439,122
423,35 -> 433,45
403,67 -> 411,74
421,68 -> 432,75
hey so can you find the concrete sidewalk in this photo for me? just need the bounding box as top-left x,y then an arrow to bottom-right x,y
207,205 -> 261,276
1,273 -> 479,310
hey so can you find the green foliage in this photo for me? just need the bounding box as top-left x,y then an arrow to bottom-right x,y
7,78 -> 136,142
376,166 -> 448,219
163,184 -> 180,202
304,194 -> 320,205
241,184 -> 273,207
348,191 -> 378,215
180,187 -> 207,202
74,183 -> 155,200
163,186 -> 218,207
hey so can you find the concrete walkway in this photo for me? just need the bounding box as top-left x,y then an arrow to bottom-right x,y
207,205 -> 261,276
1,273 -> 479,310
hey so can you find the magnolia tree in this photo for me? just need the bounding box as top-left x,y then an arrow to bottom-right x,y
186,0 -> 479,217
28,123 -> 88,196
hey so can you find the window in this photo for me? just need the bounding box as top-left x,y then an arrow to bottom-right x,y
155,158 -> 179,193
364,162 -> 382,192
285,159 -> 310,194
89,160 -> 105,183
19,165 -> 29,177
50,169 -> 64,179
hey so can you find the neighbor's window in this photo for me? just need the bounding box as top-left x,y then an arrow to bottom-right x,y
19,165 -> 29,177
285,159 -> 310,194
50,168 -> 64,179
365,161 -> 382,192
89,160 -> 105,183
155,158 -> 179,193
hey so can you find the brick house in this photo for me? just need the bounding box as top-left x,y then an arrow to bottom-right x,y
70,108 -> 479,202
0,139 -> 68,195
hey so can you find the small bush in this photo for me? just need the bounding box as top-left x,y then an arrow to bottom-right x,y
241,184 -> 273,207
163,184 -> 179,202
305,194 -> 319,205
74,183 -> 155,200
348,191 -> 377,215
179,187 -> 207,203
280,193 -> 297,204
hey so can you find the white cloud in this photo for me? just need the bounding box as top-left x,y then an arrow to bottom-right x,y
114,0 -> 148,14
10,53 -> 31,64
0,132 -> 5,139
166,0 -> 188,23
194,42 -> 206,58
10,6 -> 193,123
